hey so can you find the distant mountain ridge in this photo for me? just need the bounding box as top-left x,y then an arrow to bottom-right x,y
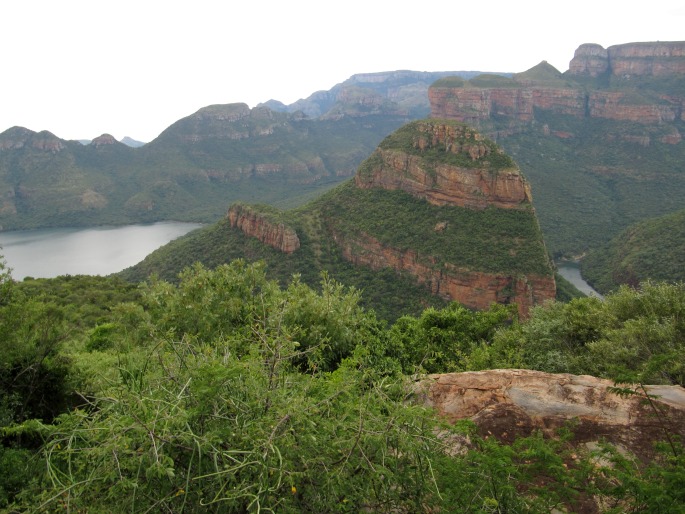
0,70 -> 496,231
260,70 -> 507,119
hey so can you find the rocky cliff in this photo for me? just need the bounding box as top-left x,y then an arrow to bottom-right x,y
418,369 -> 685,462
334,229 -> 555,317
429,42 -> 685,129
331,119 -> 555,316
570,41 -> 685,77
227,203 -> 300,254
355,120 -> 532,210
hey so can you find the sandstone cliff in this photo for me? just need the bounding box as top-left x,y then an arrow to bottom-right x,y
333,229 -> 555,317
570,41 -> 685,77
330,119 -> 555,316
227,203 -> 300,254
418,369 -> 685,462
429,42 -> 685,130
355,120 -> 532,210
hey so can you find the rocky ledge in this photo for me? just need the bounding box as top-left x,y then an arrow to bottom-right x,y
355,120 -> 532,210
417,369 -> 685,462
227,204 -> 300,254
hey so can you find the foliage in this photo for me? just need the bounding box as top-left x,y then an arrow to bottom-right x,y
379,303 -> 516,374
582,208 -> 685,294
478,282 -> 685,386
2,254 -> 685,510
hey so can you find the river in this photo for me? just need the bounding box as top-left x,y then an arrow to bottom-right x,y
0,222 -> 203,280
556,261 -> 603,299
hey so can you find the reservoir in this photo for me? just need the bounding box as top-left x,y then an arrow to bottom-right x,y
556,261 -> 603,299
0,222 -> 203,280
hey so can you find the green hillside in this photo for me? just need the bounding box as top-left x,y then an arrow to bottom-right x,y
119,119 -> 554,320
582,208 -> 685,293
0,108 -> 411,230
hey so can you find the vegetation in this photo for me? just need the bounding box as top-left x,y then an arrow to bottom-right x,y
582,208 -> 685,294
118,170 -> 553,321
1,256 -> 685,511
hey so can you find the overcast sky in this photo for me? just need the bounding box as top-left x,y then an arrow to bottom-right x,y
2,1 -> 683,143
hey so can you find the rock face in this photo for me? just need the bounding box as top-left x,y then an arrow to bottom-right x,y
334,230 -> 555,317
570,41 -> 685,78
355,120 -> 532,210
339,119 -> 555,316
430,42 -> 685,130
418,369 -> 685,462
227,204 -> 300,254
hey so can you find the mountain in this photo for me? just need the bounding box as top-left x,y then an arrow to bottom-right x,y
581,208 -> 685,293
429,41 -> 685,258
259,70 -> 503,119
119,119 -> 555,320
0,106 -> 412,230
120,136 -> 146,147
0,70 -> 495,231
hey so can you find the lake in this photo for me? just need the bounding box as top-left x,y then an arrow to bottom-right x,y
557,261 -> 603,299
0,222 -> 203,280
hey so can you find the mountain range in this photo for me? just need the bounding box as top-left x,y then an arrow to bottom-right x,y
1,40 -> 684,306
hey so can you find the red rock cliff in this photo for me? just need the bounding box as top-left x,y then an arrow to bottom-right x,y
333,229 -> 555,317
355,121 -> 533,210
430,43 -> 685,130
341,119 -> 555,316
227,204 -> 300,254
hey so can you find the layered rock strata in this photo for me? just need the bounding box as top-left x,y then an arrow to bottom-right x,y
334,230 -> 555,317
355,121 -> 532,210
430,41 -> 685,130
227,204 -> 300,254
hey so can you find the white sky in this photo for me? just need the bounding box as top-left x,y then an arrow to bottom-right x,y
2,0 -> 683,143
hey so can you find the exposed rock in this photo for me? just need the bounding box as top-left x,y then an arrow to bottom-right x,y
418,369 -> 685,462
568,43 -> 609,77
0,127 -> 65,153
227,204 -> 300,254
334,230 -> 555,317
90,134 -> 118,147
430,43 -> 685,129
355,120 -> 533,210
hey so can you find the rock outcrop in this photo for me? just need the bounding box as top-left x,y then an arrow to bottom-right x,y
355,120 -> 532,210
339,119 -> 555,316
570,41 -> 685,78
227,204 -> 300,254
334,230 -> 555,317
430,42 -> 685,131
418,369 -> 685,462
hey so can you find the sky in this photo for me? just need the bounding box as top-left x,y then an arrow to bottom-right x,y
2,1 -> 684,143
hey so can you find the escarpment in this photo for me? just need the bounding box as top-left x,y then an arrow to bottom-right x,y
331,119 -> 555,317
227,204 -> 300,254
430,41 -> 685,130
355,120 -> 532,210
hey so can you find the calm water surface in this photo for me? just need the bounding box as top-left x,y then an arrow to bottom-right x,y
0,222 -> 203,280
557,261 -> 603,299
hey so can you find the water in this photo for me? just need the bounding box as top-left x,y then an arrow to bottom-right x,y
557,261 -> 603,299
0,222 -> 203,280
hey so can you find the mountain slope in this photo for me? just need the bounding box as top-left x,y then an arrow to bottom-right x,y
582,208 -> 685,293
119,119 -> 555,319
429,41 -> 685,258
